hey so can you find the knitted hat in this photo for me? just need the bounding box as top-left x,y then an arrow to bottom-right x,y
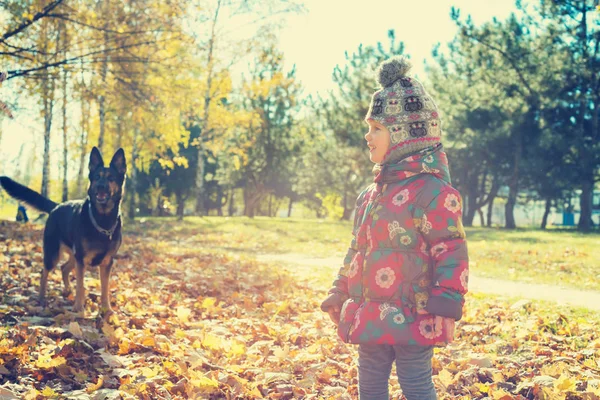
365,56 -> 441,164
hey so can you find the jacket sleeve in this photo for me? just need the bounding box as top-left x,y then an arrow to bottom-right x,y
324,189 -> 368,300
419,188 -> 469,320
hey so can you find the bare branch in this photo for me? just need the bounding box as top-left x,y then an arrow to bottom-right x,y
47,13 -> 179,36
6,37 -> 181,79
1,0 -> 65,42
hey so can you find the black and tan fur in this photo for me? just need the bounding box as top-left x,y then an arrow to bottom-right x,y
0,147 -> 126,318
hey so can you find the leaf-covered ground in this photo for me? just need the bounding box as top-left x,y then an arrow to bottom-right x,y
1,219 -> 600,399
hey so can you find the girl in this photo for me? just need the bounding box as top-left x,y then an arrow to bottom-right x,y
321,56 -> 469,400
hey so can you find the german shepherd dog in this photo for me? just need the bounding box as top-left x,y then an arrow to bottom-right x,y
0,147 -> 126,318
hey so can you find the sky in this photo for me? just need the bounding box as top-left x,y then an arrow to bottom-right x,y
0,0 -> 518,180
278,0 -> 517,95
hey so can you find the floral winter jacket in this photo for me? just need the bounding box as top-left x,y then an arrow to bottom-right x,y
327,145 -> 468,347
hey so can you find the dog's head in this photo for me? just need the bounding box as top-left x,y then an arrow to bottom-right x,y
88,147 -> 127,215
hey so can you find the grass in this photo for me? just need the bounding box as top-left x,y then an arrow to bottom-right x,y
466,227 -> 600,290
124,216 -> 600,291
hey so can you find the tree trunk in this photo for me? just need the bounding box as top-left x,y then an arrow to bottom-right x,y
217,185 -> 224,216
486,177 -> 500,228
505,185 -> 518,229
477,208 -> 485,227
243,185 -> 262,218
62,66 -> 69,202
97,2 -> 109,152
195,0 -> 221,215
115,115 -> 123,150
228,189 -> 235,216
463,195 -> 477,227
76,60 -> 88,198
288,197 -> 293,218
195,143 -> 205,215
128,127 -> 139,220
176,191 -> 185,221
505,131 -> 522,229
578,179 -> 594,232
341,183 -> 352,220
462,169 -> 479,227
541,197 -> 552,230
268,194 -> 272,217
487,195 -> 495,228
41,69 -> 55,199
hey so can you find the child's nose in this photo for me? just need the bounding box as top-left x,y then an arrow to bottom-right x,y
365,130 -> 372,141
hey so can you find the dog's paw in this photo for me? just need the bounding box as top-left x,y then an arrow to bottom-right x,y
72,303 -> 85,314
101,307 -> 115,321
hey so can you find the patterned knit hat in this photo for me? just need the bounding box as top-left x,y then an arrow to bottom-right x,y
366,56 -> 441,164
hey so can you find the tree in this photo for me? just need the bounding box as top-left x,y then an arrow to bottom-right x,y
536,0 -> 600,232
189,0 -> 304,216
434,7 -> 565,228
310,30 -> 406,219
223,41 -> 301,218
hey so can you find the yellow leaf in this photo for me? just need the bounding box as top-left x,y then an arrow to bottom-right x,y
273,345 -> 290,361
438,369 -> 454,387
190,376 -> 219,393
202,334 -> 222,351
141,336 -> 156,347
477,383 -> 489,393
177,306 -> 191,323
118,338 -> 132,355
35,355 -> 66,369
41,387 -> 58,397
23,389 -> 41,400
229,342 -> 246,356
86,375 -> 104,392
202,297 -> 217,309
554,374 -> 576,392
140,366 -> 159,379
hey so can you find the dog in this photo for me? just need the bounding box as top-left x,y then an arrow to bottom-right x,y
0,147 -> 126,318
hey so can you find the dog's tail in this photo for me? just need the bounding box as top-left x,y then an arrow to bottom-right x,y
0,177 -> 58,213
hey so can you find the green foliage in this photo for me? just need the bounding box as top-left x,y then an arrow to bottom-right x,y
301,30 -> 406,219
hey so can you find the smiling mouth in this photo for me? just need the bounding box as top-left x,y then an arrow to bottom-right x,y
369,146 -> 376,153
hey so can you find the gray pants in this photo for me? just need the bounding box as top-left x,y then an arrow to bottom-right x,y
358,344 -> 437,400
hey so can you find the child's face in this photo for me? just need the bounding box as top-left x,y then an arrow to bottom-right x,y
365,119 -> 391,164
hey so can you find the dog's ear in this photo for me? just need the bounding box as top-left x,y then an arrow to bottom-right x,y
89,147 -> 104,173
110,148 -> 127,176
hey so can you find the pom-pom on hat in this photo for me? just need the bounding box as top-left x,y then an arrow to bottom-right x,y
366,56 -> 441,164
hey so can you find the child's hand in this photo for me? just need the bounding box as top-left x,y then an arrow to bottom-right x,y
444,317 -> 455,343
321,292 -> 346,325
327,306 -> 341,324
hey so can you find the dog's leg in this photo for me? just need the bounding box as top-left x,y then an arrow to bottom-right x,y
61,257 -> 75,297
99,259 -> 114,319
41,232 -> 60,307
39,269 -> 50,307
72,262 -> 86,313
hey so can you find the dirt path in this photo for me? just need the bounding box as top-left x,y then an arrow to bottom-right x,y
256,253 -> 600,311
